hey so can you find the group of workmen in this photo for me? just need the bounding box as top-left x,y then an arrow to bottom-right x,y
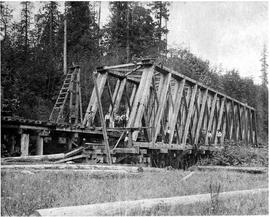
105,112 -> 129,128
163,127 -> 223,145
198,129 -> 223,145
90,108 -> 223,145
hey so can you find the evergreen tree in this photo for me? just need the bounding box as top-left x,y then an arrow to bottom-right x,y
105,2 -> 157,63
37,2 -> 60,55
260,44 -> 268,87
104,1 -> 131,63
258,44 -> 268,142
1,2 -> 17,115
65,1 -> 99,64
34,1 -> 62,99
0,2 -> 13,38
148,1 -> 170,55
1,2 -> 14,74
20,1 -> 33,58
129,5 -> 156,58
58,1 -> 101,113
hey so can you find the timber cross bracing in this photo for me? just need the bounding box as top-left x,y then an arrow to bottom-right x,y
83,60 -> 257,147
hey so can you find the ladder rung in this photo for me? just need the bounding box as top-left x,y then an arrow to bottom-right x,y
61,91 -> 68,94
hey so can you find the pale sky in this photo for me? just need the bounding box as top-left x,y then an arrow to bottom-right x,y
6,1 -> 269,84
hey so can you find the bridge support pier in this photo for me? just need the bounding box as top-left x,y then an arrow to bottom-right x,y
20,133 -> 29,156
36,135 -> 44,155
10,135 -> 16,155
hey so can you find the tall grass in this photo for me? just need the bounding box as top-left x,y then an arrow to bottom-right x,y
1,169 -> 268,216
124,191 -> 268,215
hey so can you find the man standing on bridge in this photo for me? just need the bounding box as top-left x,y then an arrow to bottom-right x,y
207,130 -> 212,145
105,112 -> 110,128
217,130 -> 222,145
87,106 -> 94,127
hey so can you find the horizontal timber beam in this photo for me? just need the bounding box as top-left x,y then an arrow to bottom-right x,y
133,141 -> 193,150
96,60 -> 154,72
107,70 -> 142,84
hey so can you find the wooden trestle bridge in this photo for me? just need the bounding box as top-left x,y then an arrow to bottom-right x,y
1,59 -> 258,167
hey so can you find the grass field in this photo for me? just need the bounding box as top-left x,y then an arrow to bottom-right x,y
125,191 -> 268,215
1,168 -> 268,216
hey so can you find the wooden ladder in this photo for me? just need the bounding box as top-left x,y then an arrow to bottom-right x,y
49,67 -> 78,123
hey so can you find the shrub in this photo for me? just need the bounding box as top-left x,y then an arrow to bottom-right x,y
198,141 -> 268,167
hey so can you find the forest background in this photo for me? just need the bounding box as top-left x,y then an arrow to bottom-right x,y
1,1 -> 268,144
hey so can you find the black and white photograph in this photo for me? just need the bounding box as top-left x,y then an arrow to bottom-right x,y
1,0 -> 268,216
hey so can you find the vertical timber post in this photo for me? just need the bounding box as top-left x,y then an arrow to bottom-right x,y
248,108 -> 254,146
10,135 -> 16,154
75,68 -> 79,124
182,84 -> 198,145
67,134 -> 73,151
69,69 -> 74,124
83,72 -> 108,127
63,2 -> 67,75
205,93 -> 217,145
194,89 -> 208,145
92,71 -> 112,164
229,101 -> 235,140
168,78 -> 185,144
214,97 -> 226,144
253,110 -> 258,146
78,68 -> 83,123
108,79 -> 120,115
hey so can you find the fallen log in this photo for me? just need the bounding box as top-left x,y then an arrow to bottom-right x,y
54,155 -> 87,164
194,166 -> 267,174
64,147 -> 84,158
1,164 -> 165,172
2,153 -> 65,162
4,168 -> 138,177
33,188 -> 268,216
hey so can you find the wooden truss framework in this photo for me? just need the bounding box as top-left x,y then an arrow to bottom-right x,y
83,60 -> 258,147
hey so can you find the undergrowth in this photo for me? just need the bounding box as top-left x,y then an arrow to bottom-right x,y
198,141 -> 268,167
